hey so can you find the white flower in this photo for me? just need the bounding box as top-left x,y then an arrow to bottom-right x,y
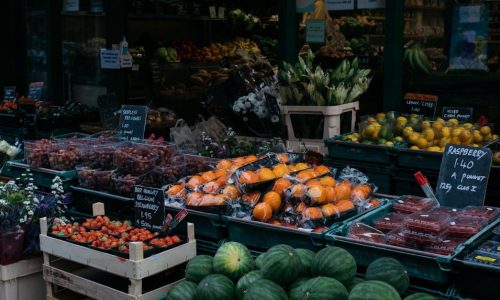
28,210 -> 34,216
6,146 -> 19,157
0,141 -> 9,152
233,106 -> 241,113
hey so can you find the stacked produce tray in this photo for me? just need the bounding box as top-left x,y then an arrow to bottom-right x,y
324,137 -> 396,165
40,217 -> 196,300
1,160 -> 77,189
326,202 -> 500,284
165,205 -> 228,241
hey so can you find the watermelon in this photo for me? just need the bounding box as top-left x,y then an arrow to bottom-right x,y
213,242 -> 254,281
243,279 -> 289,300
311,247 -> 356,285
185,255 -> 214,283
345,277 -> 364,292
348,280 -> 401,300
196,274 -> 235,300
365,257 -> 409,294
236,270 -> 262,300
166,281 -> 197,300
260,244 -> 301,285
295,249 -> 314,276
403,293 -> 438,300
255,252 -> 266,269
291,276 -> 348,300
288,276 -> 310,297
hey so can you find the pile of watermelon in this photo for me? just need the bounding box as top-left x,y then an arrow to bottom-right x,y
166,242 -> 437,300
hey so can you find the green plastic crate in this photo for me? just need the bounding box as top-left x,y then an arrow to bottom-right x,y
324,137 -> 397,166
225,216 -> 325,251
326,203 -> 500,284
70,186 -> 134,218
324,158 -> 393,194
392,168 -> 439,198
452,220 -> 500,299
1,160 -> 77,190
396,148 -> 443,171
165,206 -> 228,241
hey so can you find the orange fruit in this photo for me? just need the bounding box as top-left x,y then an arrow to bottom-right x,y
325,186 -> 337,203
369,198 -> 380,207
306,179 -> 321,187
314,165 -> 330,176
272,164 -> 290,177
216,160 -> 233,170
239,170 -> 260,184
307,185 -> 327,205
252,202 -> 273,221
277,153 -> 289,163
200,194 -> 216,206
166,184 -> 185,198
242,191 -> 261,206
201,171 -> 217,182
321,203 -> 340,217
213,169 -> 227,178
222,185 -> 240,199
262,191 -> 282,211
336,200 -> 355,213
202,181 -> 220,194
296,202 -> 307,212
351,184 -> 372,201
272,178 -> 292,196
335,181 -> 352,200
290,183 -> 306,199
296,170 -> 316,181
270,219 -> 282,226
245,155 -> 258,163
257,167 -> 276,181
293,163 -> 309,171
215,175 -> 228,186
303,207 -> 323,220
186,192 -> 203,206
213,194 -> 228,205
232,157 -> 247,166
187,175 -> 205,189
319,176 -> 336,187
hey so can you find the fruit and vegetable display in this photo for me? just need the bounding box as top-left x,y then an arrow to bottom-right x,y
338,112 -> 498,151
49,216 -> 182,257
23,134 -> 215,197
166,241 -> 437,300
346,196 -> 499,256
165,152 -> 383,232
278,50 -> 372,106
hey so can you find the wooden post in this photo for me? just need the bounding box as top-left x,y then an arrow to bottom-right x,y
92,202 -> 105,216
187,223 -> 195,242
40,217 -> 54,298
128,242 -> 143,296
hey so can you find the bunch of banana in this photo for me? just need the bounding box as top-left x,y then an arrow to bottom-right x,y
404,46 -> 432,75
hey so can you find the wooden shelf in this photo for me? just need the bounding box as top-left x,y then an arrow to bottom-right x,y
406,5 -> 446,12
128,13 -> 226,22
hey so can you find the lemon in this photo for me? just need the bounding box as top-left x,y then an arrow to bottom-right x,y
471,144 -> 480,147
447,118 -> 459,127
463,123 -> 474,129
410,145 -> 420,150
385,141 -> 394,147
439,137 -> 451,148
459,130 -> 472,143
408,132 -> 420,145
423,128 -> 435,142
376,113 -> 386,120
422,121 -> 431,129
484,133 -> 493,142
396,116 -> 407,127
440,127 -> 451,138
435,117 -> 446,124
451,128 -> 463,138
402,127 -> 414,138
480,126 -> 492,136
417,138 -> 428,149
451,137 -> 461,145
364,124 -> 376,136
493,134 -> 499,140
432,122 -> 443,131
473,130 -> 483,143
367,117 -> 377,124
394,136 -> 404,142
427,146 -> 441,152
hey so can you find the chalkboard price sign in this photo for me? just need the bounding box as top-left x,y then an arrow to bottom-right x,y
3,86 -> 16,101
27,82 -> 44,100
403,93 -> 438,118
436,144 -> 493,208
442,107 -> 473,123
134,185 -> 165,231
118,105 -> 147,141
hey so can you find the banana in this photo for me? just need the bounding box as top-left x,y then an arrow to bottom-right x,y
416,48 -> 432,74
408,48 -> 417,72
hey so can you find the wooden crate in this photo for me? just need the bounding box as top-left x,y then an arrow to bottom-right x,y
40,215 -> 196,300
0,256 -> 45,300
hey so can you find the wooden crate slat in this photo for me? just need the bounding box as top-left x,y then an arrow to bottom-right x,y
136,240 -> 196,278
43,265 -> 136,300
0,256 -> 43,281
139,279 -> 183,300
